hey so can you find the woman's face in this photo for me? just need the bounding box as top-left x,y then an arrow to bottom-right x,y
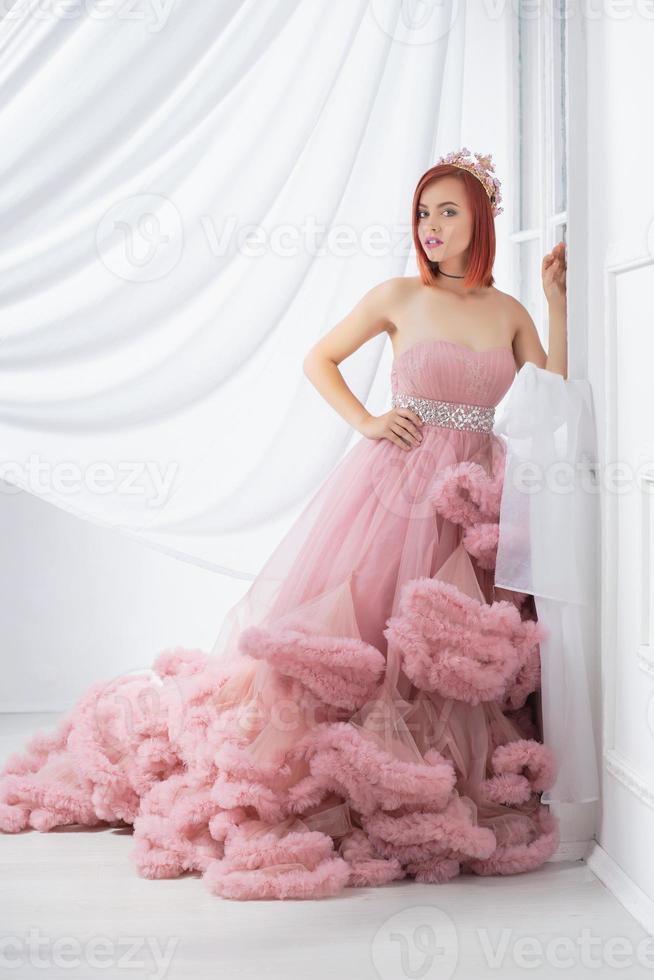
416,176 -> 473,266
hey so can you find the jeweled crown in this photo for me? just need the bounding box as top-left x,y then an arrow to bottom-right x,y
435,147 -> 504,217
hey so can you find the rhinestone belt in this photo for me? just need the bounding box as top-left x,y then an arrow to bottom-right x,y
391,391 -> 495,433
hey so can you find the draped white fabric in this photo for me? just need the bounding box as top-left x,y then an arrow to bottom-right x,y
494,363 -> 600,805
0,0 -> 465,578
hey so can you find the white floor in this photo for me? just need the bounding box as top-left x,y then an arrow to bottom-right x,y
1,713 -> 653,980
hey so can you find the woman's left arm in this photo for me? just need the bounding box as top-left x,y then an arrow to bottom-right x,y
541,240 -> 568,379
511,240 -> 568,378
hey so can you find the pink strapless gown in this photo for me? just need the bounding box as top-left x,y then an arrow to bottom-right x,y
0,339 -> 560,900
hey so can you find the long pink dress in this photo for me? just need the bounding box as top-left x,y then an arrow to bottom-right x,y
0,339 -> 559,900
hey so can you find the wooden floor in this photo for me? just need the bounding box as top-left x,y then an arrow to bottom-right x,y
1,713 -> 652,980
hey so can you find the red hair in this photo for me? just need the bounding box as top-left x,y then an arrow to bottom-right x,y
411,164 -> 496,290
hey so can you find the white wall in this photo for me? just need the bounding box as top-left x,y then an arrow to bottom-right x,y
0,478 -> 246,712
582,7 -> 654,924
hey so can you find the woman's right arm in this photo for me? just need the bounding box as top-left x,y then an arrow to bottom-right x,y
302,278 -> 423,451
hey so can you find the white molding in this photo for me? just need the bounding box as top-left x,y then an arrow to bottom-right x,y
549,839 -> 593,862
506,5 -> 519,291
566,0 -> 588,378
637,644 -> 654,678
600,253 -> 654,772
586,842 -> 654,938
602,251 -> 654,811
604,748 -> 654,811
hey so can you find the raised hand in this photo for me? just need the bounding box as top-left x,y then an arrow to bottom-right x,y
542,240 -> 567,307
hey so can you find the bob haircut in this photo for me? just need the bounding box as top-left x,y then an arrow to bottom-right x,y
411,164 -> 496,290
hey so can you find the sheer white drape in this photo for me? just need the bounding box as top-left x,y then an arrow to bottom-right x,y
494,363 -> 600,805
0,0 -> 465,578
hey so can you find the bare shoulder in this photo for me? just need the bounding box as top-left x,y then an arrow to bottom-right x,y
302,276 -> 413,367
378,274 -> 420,315
365,275 -> 417,304
397,274 -> 422,295
361,275 -> 419,328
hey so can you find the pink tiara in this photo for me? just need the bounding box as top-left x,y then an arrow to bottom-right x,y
435,147 -> 504,217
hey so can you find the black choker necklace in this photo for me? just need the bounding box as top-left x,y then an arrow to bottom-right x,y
437,269 -> 465,279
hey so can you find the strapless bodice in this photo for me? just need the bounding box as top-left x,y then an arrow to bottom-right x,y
391,339 -> 516,408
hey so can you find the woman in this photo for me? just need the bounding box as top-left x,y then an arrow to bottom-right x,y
0,149 -> 568,901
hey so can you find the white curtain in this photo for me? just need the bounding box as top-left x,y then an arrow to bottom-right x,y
0,0 -> 465,579
494,363 -> 600,806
